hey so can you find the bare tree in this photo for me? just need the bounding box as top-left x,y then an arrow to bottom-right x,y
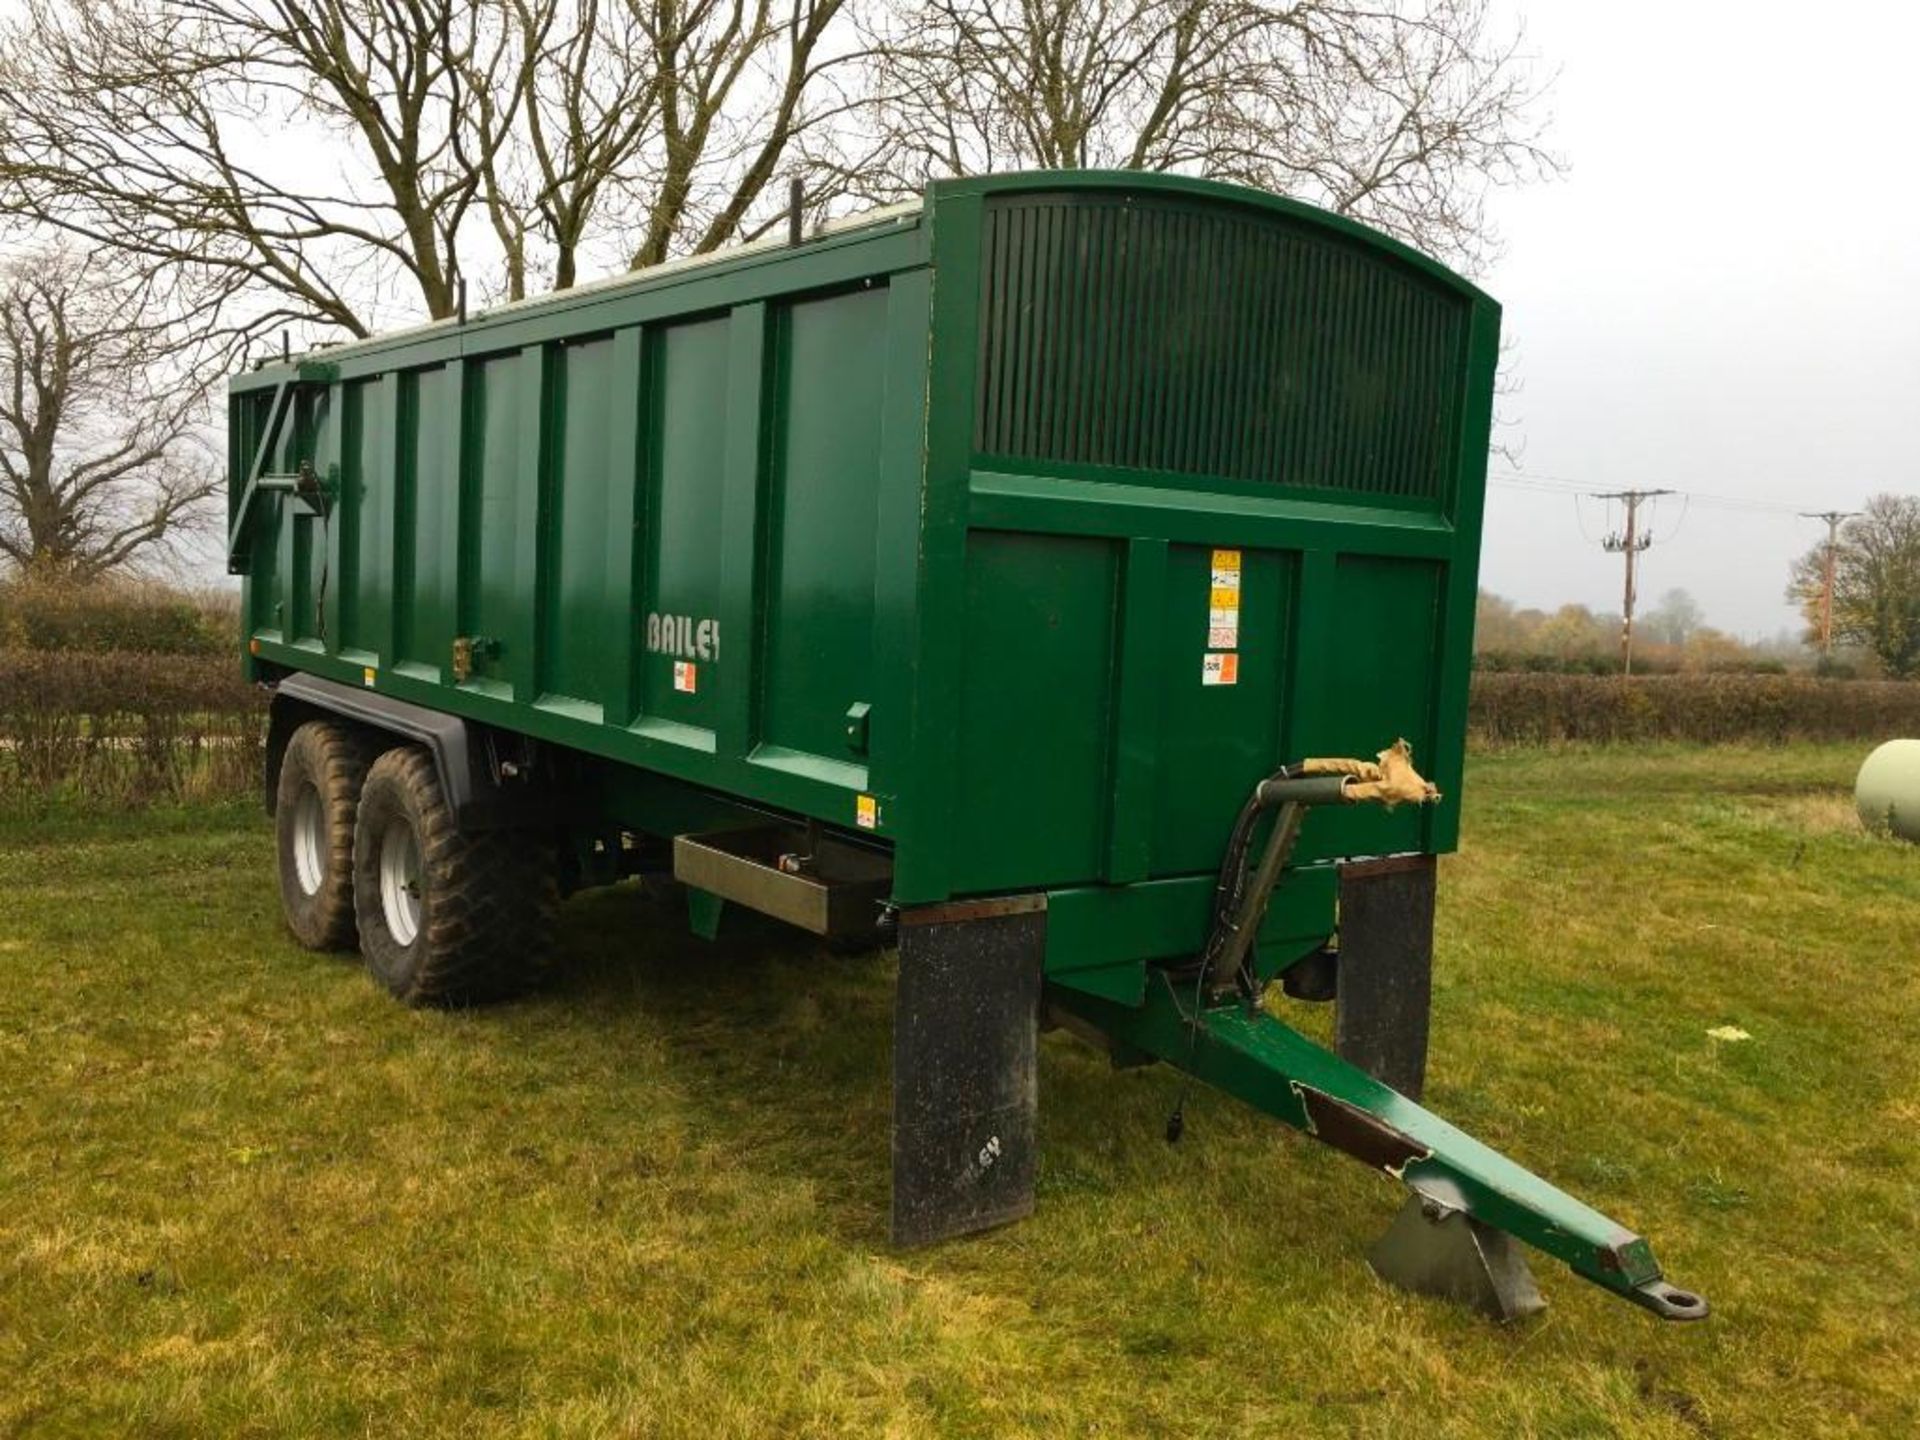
619,0 -> 862,268
857,0 -> 1557,271
0,0 -> 859,346
467,0 -> 865,279
0,0 -> 1554,356
0,251 -> 221,579
0,0 -> 490,343
458,0 -> 664,299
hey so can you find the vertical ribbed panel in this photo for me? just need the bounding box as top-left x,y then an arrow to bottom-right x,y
975,194 -> 1466,505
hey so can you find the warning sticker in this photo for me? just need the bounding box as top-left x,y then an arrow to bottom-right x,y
1202,652 -> 1240,686
856,794 -> 879,830
673,660 -> 698,693
362,666 -> 377,688
1206,548 -> 1243,655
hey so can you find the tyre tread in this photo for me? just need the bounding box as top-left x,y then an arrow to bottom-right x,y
355,746 -> 557,1006
276,719 -> 373,951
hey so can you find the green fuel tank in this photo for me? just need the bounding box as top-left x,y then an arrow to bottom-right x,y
1855,739 -> 1920,841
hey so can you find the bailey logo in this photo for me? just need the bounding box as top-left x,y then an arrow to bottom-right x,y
646,613 -> 719,662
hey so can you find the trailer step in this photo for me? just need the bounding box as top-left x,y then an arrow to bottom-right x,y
673,825 -> 891,940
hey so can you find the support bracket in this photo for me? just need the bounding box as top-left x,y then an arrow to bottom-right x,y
1369,1191 -> 1546,1323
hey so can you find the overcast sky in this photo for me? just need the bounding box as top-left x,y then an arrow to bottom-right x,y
1476,1 -> 1920,638
17,0 -> 1910,630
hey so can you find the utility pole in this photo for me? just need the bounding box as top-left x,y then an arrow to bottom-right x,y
1595,489 -> 1673,676
1799,511 -> 1857,656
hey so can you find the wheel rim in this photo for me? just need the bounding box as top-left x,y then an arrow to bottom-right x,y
291,785 -> 327,896
378,819 -> 423,946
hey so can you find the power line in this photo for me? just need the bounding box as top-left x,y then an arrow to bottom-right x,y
1662,492 -> 1693,542
1489,475 -> 1796,514
1487,469 -> 1829,518
1571,490 -> 1597,544
1485,470 -> 1873,654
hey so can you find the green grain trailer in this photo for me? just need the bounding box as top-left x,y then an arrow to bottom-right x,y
229,171 -> 1706,1322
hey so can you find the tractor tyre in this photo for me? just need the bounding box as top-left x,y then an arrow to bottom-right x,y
275,719 -> 373,952
352,745 -> 559,1006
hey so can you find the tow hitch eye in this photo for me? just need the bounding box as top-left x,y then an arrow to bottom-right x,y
1632,1281 -> 1711,1321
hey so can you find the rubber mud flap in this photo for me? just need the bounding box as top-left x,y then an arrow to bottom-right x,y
1336,854 -> 1435,1101
890,900 -> 1044,1247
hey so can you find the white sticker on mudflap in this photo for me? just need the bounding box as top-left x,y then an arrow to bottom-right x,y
1201,652 -> 1240,686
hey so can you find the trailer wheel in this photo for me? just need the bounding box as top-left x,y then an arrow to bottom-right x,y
275,719 -> 372,951
352,745 -> 558,1006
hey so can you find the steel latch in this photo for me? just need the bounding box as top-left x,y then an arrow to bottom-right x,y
451,635 -> 499,683
844,701 -> 872,755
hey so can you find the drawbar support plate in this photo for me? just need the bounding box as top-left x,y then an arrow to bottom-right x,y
1370,1191 -> 1547,1323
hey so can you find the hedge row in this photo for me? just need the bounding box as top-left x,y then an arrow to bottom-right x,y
0,579 -> 236,656
5,655 -> 1916,809
1473,650 -> 1791,677
1469,673 -> 1920,745
0,650 -> 265,807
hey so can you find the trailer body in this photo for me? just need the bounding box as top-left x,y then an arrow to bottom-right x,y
233,172 -> 1488,1002
230,172 -> 1705,1322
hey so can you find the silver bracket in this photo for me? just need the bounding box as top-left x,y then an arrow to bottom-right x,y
1368,1191 -> 1547,1323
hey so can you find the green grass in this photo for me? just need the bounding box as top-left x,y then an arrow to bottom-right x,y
2,746 -> 1916,1437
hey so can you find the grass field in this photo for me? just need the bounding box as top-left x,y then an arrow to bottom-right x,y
2,745 -> 1917,1438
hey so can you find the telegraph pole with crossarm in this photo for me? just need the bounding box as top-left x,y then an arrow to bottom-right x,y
1596,489 -> 1674,676
1799,510 -> 1858,656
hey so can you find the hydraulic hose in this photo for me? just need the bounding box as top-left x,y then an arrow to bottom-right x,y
1200,766 -> 1354,997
